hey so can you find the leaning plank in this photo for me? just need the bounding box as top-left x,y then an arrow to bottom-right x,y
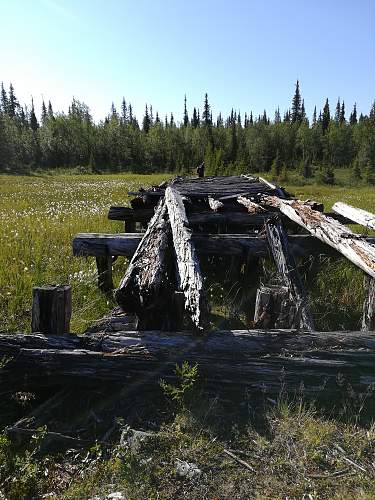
2,330 -> 375,397
262,196 -> 375,279
115,198 -> 170,317
362,276 -> 375,331
73,233 -> 375,259
165,187 -> 208,330
332,202 -> 375,231
237,196 -> 267,214
265,219 -> 315,331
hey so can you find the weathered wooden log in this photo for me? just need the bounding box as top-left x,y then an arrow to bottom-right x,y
362,276 -> 375,331
73,233 -> 375,259
262,196 -> 375,278
2,330 -> 375,397
265,219 -> 315,331
108,206 -> 154,222
208,197 -> 224,211
96,255 -> 113,292
253,285 -> 293,329
115,199 -> 171,324
332,202 -> 375,231
31,285 -> 71,335
237,196 -> 266,214
165,187 -> 208,330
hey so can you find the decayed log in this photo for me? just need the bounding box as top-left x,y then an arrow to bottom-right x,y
253,285 -> 293,329
96,255 -> 113,292
165,187 -> 208,330
208,197 -> 224,212
362,276 -> 375,331
237,196 -> 266,214
332,202 -> 375,231
73,233 -> 375,259
115,199 -> 171,324
2,330 -> 375,397
262,196 -> 375,278
31,285 -> 71,335
265,219 -> 315,331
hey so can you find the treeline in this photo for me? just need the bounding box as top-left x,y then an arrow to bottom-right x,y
0,80 -> 374,183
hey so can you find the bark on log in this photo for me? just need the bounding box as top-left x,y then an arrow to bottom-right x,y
362,276 -> 375,331
265,219 -> 315,331
2,330 -> 375,397
165,187 -> 208,330
332,202 -> 375,231
31,285 -> 71,335
73,233 -> 375,259
237,196 -> 266,214
115,199 -> 171,323
262,196 -> 375,278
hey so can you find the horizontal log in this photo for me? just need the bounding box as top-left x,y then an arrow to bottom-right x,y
73,233 -> 375,259
332,202 -> 375,231
2,330 -> 375,396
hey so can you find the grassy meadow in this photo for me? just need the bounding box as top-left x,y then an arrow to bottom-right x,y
0,170 -> 374,333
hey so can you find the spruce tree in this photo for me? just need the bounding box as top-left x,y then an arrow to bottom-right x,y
30,98 -> 39,132
349,103 -> 357,125
312,106 -> 317,125
170,113 -> 175,126
274,107 -> 281,123
149,105 -> 154,124
155,112 -> 160,123
142,104 -> 151,132
291,80 -> 302,123
1,82 -> 8,113
340,101 -> 345,124
128,104 -> 133,124
183,95 -> 189,126
8,83 -> 19,117
41,100 -> 47,123
249,111 -> 253,125
121,98 -> 127,123
191,107 -> 198,128
301,99 -> 306,122
322,98 -> 330,132
48,100 -> 54,118
202,93 -> 211,126
335,98 -> 341,123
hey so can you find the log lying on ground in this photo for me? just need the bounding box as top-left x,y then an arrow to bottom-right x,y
362,276 -> 375,331
73,233 -> 375,259
265,220 -> 315,331
115,199 -> 171,321
2,330 -> 375,397
165,187 -> 208,330
332,202 -> 375,231
262,196 -> 375,278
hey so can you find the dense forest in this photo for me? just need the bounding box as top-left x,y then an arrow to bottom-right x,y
0,80 -> 374,183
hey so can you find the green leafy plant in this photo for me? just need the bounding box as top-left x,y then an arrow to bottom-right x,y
159,361 -> 198,407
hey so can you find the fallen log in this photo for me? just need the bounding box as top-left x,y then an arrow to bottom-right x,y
2,330 -> 375,397
115,199 -> 171,326
165,187 -> 208,330
73,233 -> 375,259
262,197 -> 375,278
332,202 -> 375,231
265,220 -> 315,331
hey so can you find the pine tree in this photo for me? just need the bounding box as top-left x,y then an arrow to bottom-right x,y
128,104 -> 133,124
202,93 -> 211,126
301,99 -> 306,122
110,102 -> 118,119
30,98 -> 39,132
121,98 -> 127,123
170,113 -> 175,126
155,112 -> 160,123
335,98 -> 341,123
48,100 -> 54,118
340,101 -> 345,124
322,98 -> 330,132
216,112 -> 223,127
312,106 -> 317,126
142,104 -> 151,132
183,95 -> 189,126
164,115 -> 168,127
349,103 -> 357,125
369,101 -> 375,121
274,107 -> 281,123
249,111 -> 253,125
41,100 -> 47,124
1,82 -> 8,113
291,80 -> 302,123
149,105 -> 154,125
8,83 -> 19,117
191,107 -> 199,128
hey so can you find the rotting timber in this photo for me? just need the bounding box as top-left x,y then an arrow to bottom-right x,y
2,175 -> 375,432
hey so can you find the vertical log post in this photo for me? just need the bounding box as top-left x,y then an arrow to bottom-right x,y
362,276 -> 375,331
96,254 -> 113,292
31,285 -> 72,335
253,285 -> 294,329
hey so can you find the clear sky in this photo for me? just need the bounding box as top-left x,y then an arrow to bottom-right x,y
1,0 -> 374,123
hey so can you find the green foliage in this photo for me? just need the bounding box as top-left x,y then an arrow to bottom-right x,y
160,361 -> 198,407
316,164 -> 335,185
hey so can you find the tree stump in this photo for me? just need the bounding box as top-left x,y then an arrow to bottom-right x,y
31,285 -> 72,335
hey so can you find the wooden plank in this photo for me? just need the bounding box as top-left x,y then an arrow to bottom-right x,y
265,219 -> 315,331
31,285 -> 71,335
115,199 -> 171,324
96,255 -> 113,292
165,186 -> 208,331
262,196 -> 375,279
332,202 -> 375,231
73,233 -> 375,259
3,329 -> 375,397
362,276 -> 375,331
237,196 -> 267,214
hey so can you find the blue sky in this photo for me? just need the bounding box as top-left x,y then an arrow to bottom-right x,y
1,0 -> 374,123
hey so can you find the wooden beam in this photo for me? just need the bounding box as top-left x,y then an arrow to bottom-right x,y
237,196 -> 267,214
115,199 -> 171,323
362,276 -> 375,331
165,187 -> 208,331
265,219 -> 315,331
332,202 -> 375,231
73,233 -> 375,259
96,255 -> 113,292
31,285 -> 71,335
262,196 -> 375,279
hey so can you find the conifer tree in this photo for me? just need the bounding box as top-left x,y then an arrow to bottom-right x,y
110,102 -> 118,119
301,100 -> 306,122
274,107 -> 281,123
183,95 -> 189,126
340,101 -> 345,124
149,105 -> 154,125
142,104 -> 151,132
121,98 -> 127,123
216,112 -> 223,127
48,100 -> 54,118
30,98 -> 39,132
128,104 -> 133,124
1,82 -> 8,113
249,111 -> 253,125
155,112 -> 160,123
202,93 -> 211,126
335,98 -> 341,123
312,106 -> 317,125
41,100 -> 47,123
322,98 -> 330,132
349,103 -> 357,125
191,107 -> 198,128
170,113 -> 175,126
8,83 -> 19,117
291,80 -> 302,123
